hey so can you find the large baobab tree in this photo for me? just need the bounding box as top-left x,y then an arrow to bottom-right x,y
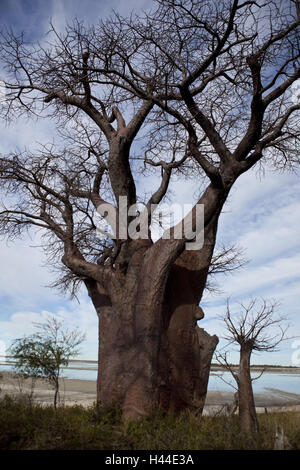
216,299 -> 288,436
0,0 -> 299,419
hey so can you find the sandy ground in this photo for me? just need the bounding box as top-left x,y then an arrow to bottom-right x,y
1,371 -> 300,415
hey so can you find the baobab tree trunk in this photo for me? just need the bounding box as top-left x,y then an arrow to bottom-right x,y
85,219 -> 220,419
238,345 -> 259,435
88,279 -> 218,420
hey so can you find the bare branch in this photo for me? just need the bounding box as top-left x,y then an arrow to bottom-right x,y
222,298 -> 289,352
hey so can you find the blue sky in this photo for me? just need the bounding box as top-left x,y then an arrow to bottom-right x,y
0,0 -> 299,366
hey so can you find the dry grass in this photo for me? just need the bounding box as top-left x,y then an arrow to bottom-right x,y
0,393 -> 300,450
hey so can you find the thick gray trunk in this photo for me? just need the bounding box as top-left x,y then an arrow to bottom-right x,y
84,190 -> 225,419
238,346 -> 259,435
91,290 -> 218,419
85,245 -> 219,420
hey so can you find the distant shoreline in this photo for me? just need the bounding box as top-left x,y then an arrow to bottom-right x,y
211,365 -> 300,374
1,371 -> 300,414
1,358 -> 300,374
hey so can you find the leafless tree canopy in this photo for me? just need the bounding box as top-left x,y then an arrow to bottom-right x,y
216,297 -> 289,435
0,1 -> 299,283
223,298 -> 288,351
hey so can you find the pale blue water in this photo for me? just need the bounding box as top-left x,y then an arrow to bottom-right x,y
1,360 -> 299,395
208,371 -> 300,394
0,360 -> 98,381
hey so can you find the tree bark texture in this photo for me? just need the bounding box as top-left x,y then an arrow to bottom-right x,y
85,216 -> 221,420
238,345 -> 259,435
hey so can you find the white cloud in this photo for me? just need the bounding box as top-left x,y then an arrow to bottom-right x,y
49,0 -> 68,33
47,0 -> 153,34
220,254 -> 300,298
0,311 -> 49,341
218,168 -> 300,243
238,202 -> 300,262
0,291 -> 98,359
0,236 -> 60,311
0,117 -> 57,154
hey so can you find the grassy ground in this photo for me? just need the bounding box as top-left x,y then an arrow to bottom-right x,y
0,393 -> 300,450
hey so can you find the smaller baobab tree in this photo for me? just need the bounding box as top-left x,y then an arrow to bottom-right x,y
216,298 -> 288,436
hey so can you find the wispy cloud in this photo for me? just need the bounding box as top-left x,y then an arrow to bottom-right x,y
0,235 -> 62,312
0,290 -> 98,358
